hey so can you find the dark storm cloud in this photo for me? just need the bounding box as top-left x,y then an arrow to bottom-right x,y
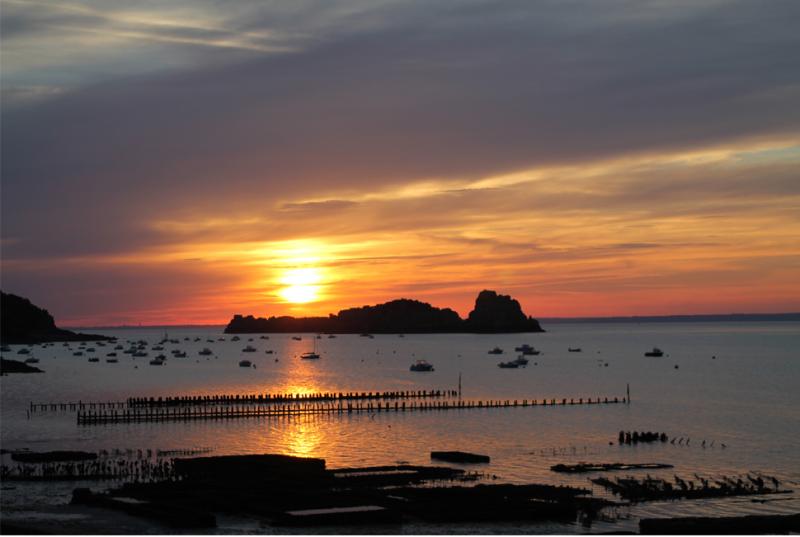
2,0 -> 800,258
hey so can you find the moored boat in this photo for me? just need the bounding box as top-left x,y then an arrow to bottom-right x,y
488,347 -> 504,355
644,347 -> 664,357
498,361 -> 520,368
410,360 -> 434,372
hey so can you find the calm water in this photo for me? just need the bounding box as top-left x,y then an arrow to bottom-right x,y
2,321 -> 799,533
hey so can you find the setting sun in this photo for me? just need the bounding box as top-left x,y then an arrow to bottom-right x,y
279,267 -> 323,304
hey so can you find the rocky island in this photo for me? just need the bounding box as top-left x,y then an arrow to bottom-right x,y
0,291 -> 111,344
225,290 -> 544,334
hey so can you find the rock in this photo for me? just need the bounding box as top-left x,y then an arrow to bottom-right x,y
466,290 -> 544,333
0,358 -> 43,374
431,451 -> 491,464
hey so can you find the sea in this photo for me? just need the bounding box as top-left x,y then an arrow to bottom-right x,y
2,321 -> 799,533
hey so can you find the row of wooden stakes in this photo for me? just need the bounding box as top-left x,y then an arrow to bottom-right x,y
77,396 -> 626,425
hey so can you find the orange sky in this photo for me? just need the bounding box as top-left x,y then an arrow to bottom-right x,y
2,2 -> 800,326
6,138 -> 796,327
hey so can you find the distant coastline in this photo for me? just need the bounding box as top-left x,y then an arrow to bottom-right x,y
64,313 -> 800,331
541,312 -> 800,323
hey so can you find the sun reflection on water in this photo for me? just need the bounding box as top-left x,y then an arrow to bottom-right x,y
284,416 -> 324,458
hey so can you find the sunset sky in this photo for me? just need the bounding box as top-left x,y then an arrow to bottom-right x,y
2,0 -> 800,326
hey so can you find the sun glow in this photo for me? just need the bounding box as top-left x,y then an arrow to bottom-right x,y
279,267 -> 323,304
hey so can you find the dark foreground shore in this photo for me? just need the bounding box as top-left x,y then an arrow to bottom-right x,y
2,453 -> 797,534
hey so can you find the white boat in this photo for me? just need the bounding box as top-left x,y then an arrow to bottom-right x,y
242,345 -> 257,353
410,360 -> 434,372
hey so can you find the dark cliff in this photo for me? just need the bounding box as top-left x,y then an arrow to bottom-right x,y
0,292 -> 111,344
466,290 -> 543,333
225,290 -> 543,334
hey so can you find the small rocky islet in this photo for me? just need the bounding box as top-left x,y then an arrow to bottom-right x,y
225,289 -> 544,334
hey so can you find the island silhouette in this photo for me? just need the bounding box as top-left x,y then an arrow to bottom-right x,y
225,290 -> 544,334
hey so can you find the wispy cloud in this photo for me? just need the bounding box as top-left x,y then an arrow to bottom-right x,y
2,0 -> 800,323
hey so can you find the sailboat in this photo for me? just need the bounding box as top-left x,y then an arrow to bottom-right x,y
300,338 -> 321,360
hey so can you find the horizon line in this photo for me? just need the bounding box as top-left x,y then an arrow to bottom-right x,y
62,311 -> 800,330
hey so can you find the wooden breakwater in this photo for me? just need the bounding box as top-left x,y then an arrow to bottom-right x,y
126,389 -> 457,408
30,389 -> 456,413
30,401 -> 127,412
77,396 -> 626,425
